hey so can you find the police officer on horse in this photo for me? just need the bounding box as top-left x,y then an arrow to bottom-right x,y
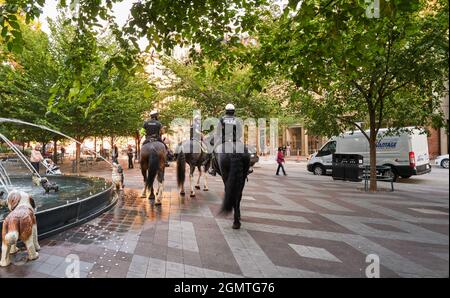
208,104 -> 253,176
143,110 -> 170,166
143,110 -> 164,145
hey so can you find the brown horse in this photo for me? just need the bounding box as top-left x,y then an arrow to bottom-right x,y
140,141 -> 167,204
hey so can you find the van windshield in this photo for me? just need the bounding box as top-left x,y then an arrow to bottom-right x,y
318,141 -> 336,155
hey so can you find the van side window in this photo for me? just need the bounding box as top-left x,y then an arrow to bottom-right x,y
317,141 -> 336,156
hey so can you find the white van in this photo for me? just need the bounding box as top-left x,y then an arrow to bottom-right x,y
307,128 -> 431,181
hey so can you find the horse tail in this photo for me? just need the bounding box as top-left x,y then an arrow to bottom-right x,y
176,150 -> 186,189
221,155 -> 244,214
146,149 -> 159,192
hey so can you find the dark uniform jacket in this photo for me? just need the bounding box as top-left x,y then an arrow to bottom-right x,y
215,115 -> 243,145
143,119 -> 162,139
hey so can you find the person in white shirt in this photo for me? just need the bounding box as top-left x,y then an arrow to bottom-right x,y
30,145 -> 44,173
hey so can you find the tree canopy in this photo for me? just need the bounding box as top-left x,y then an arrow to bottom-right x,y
247,0 -> 449,190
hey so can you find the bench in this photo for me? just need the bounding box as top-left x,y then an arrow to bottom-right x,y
361,165 -> 394,191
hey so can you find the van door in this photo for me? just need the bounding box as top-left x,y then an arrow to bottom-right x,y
316,140 -> 336,173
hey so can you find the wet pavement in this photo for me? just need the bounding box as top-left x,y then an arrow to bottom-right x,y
0,159 -> 448,278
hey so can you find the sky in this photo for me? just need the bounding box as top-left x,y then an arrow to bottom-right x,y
38,0 -> 149,50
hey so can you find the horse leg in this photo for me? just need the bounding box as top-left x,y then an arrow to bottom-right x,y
141,168 -> 147,198
232,199 -> 241,229
189,166 -> 196,197
149,185 -> 155,201
203,167 -> 209,191
195,166 -> 201,190
155,172 -> 164,205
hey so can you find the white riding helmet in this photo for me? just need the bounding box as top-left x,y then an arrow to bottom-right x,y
225,103 -> 235,111
150,110 -> 158,116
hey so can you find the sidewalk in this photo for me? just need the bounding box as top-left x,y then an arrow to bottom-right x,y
0,159 -> 447,278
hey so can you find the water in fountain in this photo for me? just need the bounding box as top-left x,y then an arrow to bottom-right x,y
0,118 -> 114,223
0,118 -> 112,166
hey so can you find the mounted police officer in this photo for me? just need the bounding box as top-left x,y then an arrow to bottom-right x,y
209,103 -> 253,176
143,110 -> 163,145
143,110 -> 170,166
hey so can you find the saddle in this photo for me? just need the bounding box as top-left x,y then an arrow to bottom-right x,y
143,136 -> 161,145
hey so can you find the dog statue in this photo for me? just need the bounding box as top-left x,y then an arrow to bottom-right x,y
112,162 -> 124,190
0,190 -> 40,267
40,177 -> 59,193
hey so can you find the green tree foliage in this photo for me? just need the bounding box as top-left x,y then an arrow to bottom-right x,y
248,0 -> 449,190
1,15 -> 155,172
159,59 -> 283,124
1,0 -> 266,71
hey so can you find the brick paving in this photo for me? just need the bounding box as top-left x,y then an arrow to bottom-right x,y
0,159 -> 448,278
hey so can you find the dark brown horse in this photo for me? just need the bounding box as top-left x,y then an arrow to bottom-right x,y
140,141 -> 167,204
213,141 -> 251,229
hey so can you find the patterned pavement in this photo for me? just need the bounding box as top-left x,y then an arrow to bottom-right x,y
0,159 -> 448,278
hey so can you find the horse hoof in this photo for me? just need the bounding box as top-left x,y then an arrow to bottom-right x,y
190,193 -> 196,198
180,191 -> 185,196
155,200 -> 162,206
203,188 -> 209,191
232,222 -> 241,229
149,195 -> 155,201
195,185 -> 200,190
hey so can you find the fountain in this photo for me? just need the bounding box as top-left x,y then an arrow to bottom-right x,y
0,118 -> 117,239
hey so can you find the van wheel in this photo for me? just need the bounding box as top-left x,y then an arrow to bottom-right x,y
383,167 -> 398,182
313,165 -> 325,176
441,159 -> 449,169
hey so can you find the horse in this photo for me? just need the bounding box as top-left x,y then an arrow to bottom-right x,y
140,140 -> 167,204
213,141 -> 251,229
175,140 -> 211,197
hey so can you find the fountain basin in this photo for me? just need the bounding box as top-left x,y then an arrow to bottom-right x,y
0,175 -> 116,239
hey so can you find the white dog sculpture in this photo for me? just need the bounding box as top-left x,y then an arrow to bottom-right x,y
112,162 -> 124,190
0,190 -> 40,267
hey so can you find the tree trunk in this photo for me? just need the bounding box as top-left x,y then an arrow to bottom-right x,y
135,131 -> 141,161
369,111 -> 377,191
41,141 -> 46,156
76,138 -> 81,174
94,137 -> 97,158
53,137 -> 58,164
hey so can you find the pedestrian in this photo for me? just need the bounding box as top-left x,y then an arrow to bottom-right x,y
127,145 -> 134,169
30,145 -> 44,173
60,146 -> 66,164
112,145 -> 119,163
276,147 -> 287,176
286,143 -> 291,157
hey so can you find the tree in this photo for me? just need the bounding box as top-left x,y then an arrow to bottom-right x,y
1,0 -> 267,68
0,17 -> 62,150
159,59 -> 282,120
1,13 -> 155,172
248,0 -> 449,191
46,15 -> 155,172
